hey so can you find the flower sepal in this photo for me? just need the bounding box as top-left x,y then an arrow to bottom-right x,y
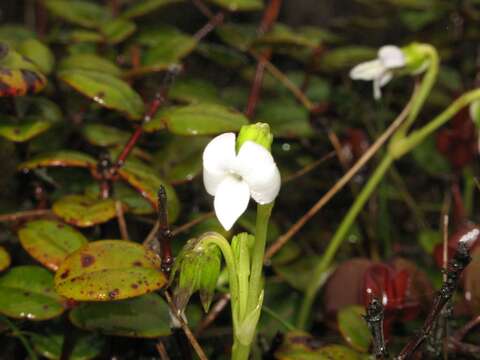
236,123 -> 273,152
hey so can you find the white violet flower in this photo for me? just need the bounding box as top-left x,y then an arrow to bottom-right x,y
349,45 -> 406,100
202,132 -> 281,231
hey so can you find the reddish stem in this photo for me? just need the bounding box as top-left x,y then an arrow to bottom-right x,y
244,0 -> 282,118
193,12 -> 225,42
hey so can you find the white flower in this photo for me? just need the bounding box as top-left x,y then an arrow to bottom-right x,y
349,45 -> 406,100
202,133 -> 281,231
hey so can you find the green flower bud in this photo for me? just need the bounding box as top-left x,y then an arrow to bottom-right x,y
236,122 -> 273,152
401,43 -> 430,75
170,234 -> 222,313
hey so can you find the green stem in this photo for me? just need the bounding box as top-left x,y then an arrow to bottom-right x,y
394,44 -> 439,139
232,341 -> 250,360
246,202 -> 273,314
390,89 -> 480,159
297,154 -> 394,329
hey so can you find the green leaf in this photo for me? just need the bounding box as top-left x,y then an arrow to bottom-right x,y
69,293 -> 171,337
59,54 -> 122,77
122,0 -> 184,19
18,220 -> 88,271
206,0 -> 263,11
82,124 -> 130,147
31,331 -> 105,360
101,19 -> 136,44
43,0 -> 111,28
18,150 -> 97,171
144,103 -> 249,135
216,23 -> 257,51
256,98 -> 313,138
68,30 -> 104,43
418,230 -> 442,254
118,159 -> 180,222
196,43 -> 248,68
55,240 -> 167,301
255,23 -> 320,49
135,26 -> 197,74
411,136 -> 450,175
52,195 -> 118,228
58,69 -> 145,120
0,246 -> 11,272
337,305 -> 371,352
0,118 -> 52,142
17,39 -> 55,74
274,256 -> 322,292
0,266 -> 64,320
0,25 -> 36,46
169,78 -> 220,104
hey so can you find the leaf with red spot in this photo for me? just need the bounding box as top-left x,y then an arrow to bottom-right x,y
52,194 -> 119,228
18,219 -> 88,271
0,266 -> 65,320
54,240 -> 167,301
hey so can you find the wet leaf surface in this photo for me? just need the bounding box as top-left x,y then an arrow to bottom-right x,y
169,78 -> 220,104
55,240 -> 167,301
18,219 -> 88,271
143,103 -> 248,135
0,246 -> 11,272
0,266 -> 64,320
69,293 -> 171,337
30,330 -> 105,360
18,150 -> 96,171
337,305 -> 371,352
118,159 -> 180,221
58,69 -> 145,120
52,195 -> 118,227
43,0 -> 111,28
81,124 -> 130,147
59,54 -> 122,76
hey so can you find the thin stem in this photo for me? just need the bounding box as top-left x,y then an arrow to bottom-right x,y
0,209 -> 52,222
298,154 -> 395,328
156,340 -> 171,360
193,12 -> 225,42
115,201 -> 129,240
390,89 -> 480,159
262,305 -> 298,331
164,292 -> 208,360
195,293 -> 230,335
246,203 -> 273,313
282,151 -> 336,183
265,95 -> 413,260
395,44 -> 439,139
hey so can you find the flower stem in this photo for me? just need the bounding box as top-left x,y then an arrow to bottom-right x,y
297,154 -> 394,328
247,202 -> 273,314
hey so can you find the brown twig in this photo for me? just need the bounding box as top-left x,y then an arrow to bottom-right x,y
245,0 -> 282,118
156,339 -> 172,360
195,293 -> 231,336
164,291 -> 209,360
0,209 -> 53,223
264,95 -> 414,260
282,151 -> 336,183
171,212 -> 215,236
115,201 -> 129,240
193,12 -> 225,42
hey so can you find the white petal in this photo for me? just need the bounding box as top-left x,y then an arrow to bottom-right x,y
378,45 -> 405,69
202,133 -> 237,196
378,71 -> 393,87
235,141 -> 281,204
349,60 -> 384,81
214,176 -> 250,231
373,78 -> 382,100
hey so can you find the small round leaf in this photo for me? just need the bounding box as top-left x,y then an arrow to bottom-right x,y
54,240 -> 167,301
0,246 -> 11,272
52,195 -> 118,227
337,305 -> 372,352
18,219 -> 88,271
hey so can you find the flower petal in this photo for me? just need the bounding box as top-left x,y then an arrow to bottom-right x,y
235,141 -> 281,204
349,59 -> 384,81
378,45 -> 405,69
202,132 -> 237,196
214,176 -> 250,231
